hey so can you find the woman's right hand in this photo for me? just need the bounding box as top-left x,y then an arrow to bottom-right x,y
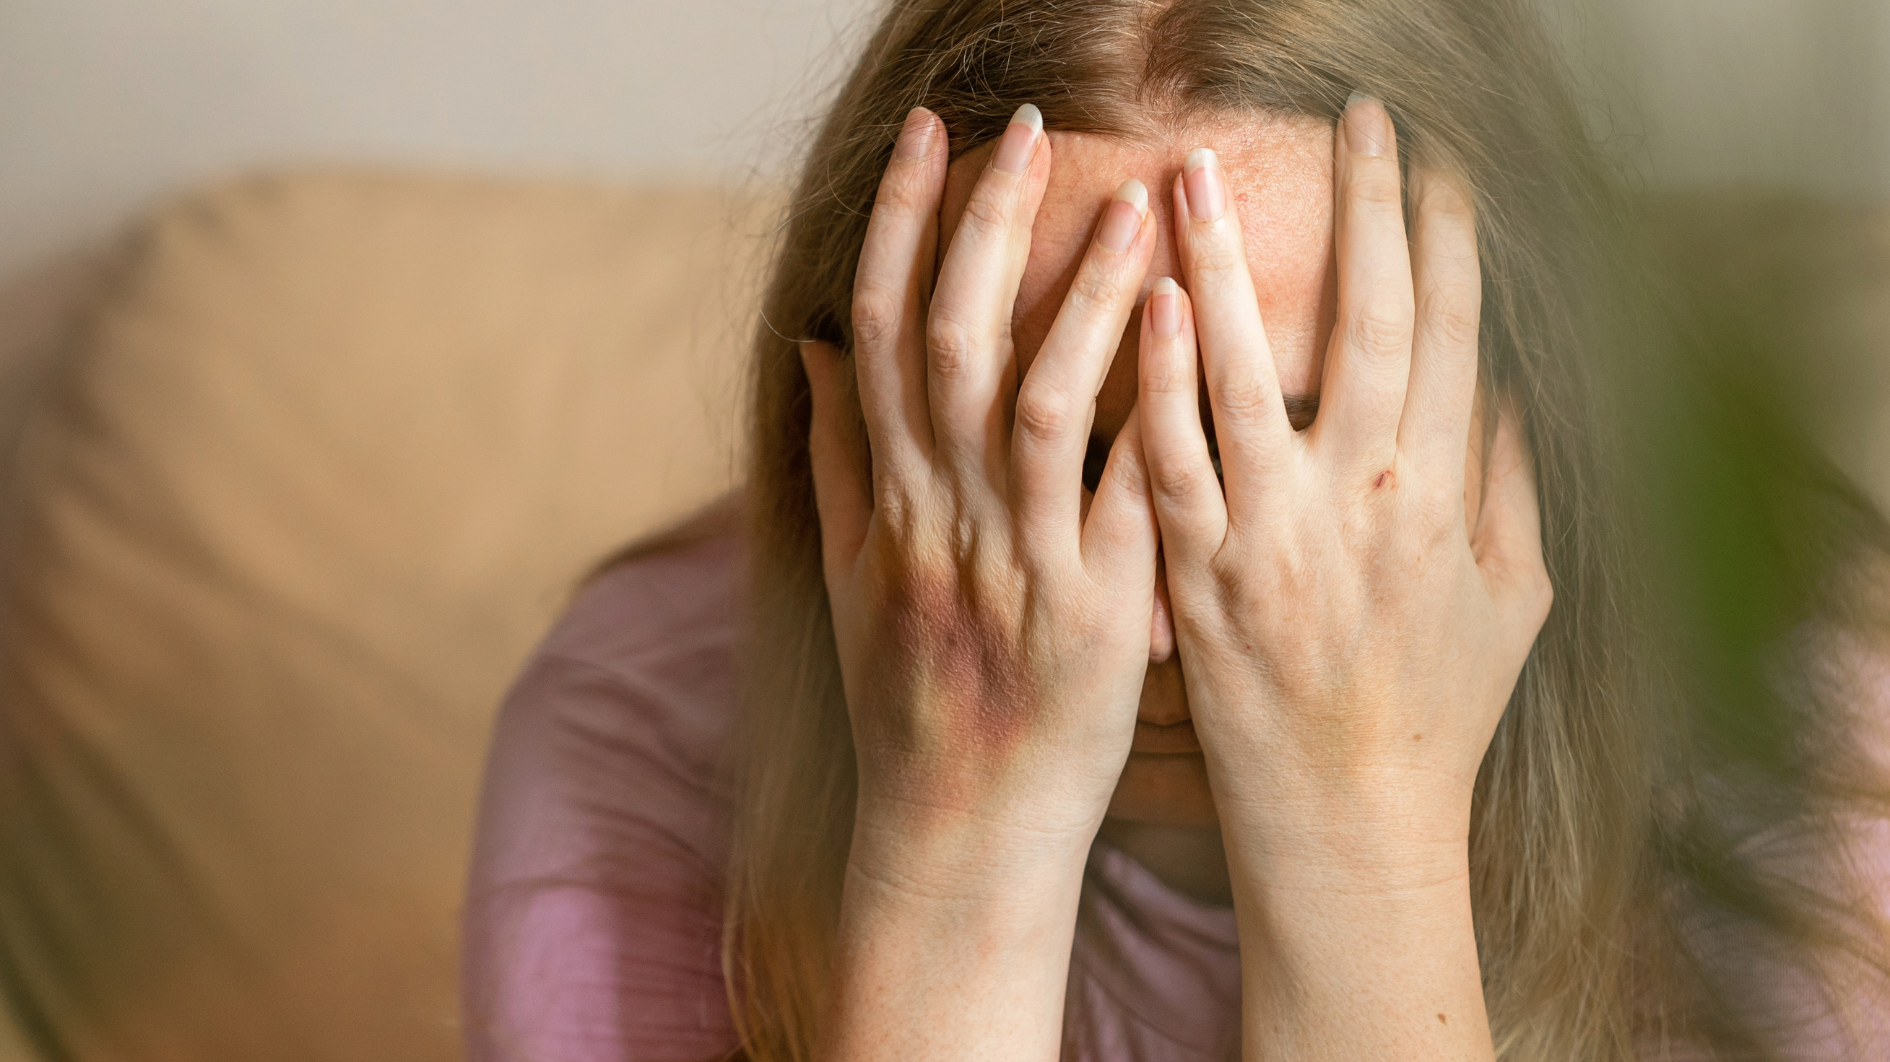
803,102 -> 1158,874
801,103 -> 1157,1060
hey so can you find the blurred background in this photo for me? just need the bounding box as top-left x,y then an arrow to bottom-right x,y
3,0 -> 1886,281
4,0 -> 1888,487
0,0 -> 875,282
0,2 -> 1883,1061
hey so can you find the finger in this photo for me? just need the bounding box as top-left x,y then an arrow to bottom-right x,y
1399,165 -> 1482,494
1136,277 -> 1227,564
1174,149 -> 1290,521
801,341 -> 873,585
1313,93 -> 1415,479
1473,397 -> 1552,633
1080,408 -> 1160,585
927,102 -> 1051,485
1013,178 -> 1155,543
852,106 -> 948,477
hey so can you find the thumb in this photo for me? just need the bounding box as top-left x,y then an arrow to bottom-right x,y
1472,397 -> 1553,635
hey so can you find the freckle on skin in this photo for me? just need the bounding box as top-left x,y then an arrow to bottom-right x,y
1413,733 -> 1422,741
1438,1013 -> 1448,1024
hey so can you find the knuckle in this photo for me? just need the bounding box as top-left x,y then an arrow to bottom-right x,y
878,161 -> 935,210
957,188 -> 1013,239
1410,494 -> 1462,545
1419,289 -> 1481,350
1063,266 -> 1121,318
852,280 -> 905,350
872,477 -> 915,526
1212,369 -> 1276,426
1350,166 -> 1404,209
1386,525 -> 1437,572
925,309 -> 979,382
869,476 -> 929,536
1187,238 -> 1245,280
1207,559 -> 1268,622
1147,371 -> 1190,402
1150,455 -> 1210,503
1143,350 -> 1194,397
1420,176 -> 1475,225
1335,506 -> 1381,552
1348,307 -> 1414,361
1012,381 -> 1076,445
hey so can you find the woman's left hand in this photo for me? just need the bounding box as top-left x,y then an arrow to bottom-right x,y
1138,95 -> 1552,1060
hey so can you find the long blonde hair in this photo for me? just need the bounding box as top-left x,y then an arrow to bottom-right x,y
718,1 -> 1890,1059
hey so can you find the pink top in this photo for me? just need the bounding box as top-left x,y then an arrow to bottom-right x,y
462,530 -> 1890,1062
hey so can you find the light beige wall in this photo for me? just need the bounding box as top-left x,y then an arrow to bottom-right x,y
0,0 -> 880,282
1,0 -> 1885,284
1541,0 -> 1890,199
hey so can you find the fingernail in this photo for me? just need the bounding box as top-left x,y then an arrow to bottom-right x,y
1344,92 -> 1390,158
1150,276 -> 1182,338
992,102 -> 1043,175
1097,178 -> 1147,252
894,107 -> 934,161
1183,148 -> 1224,222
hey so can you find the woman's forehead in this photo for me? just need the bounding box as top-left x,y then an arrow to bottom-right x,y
940,116 -> 1338,399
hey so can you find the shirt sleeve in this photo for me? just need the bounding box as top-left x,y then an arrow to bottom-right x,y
461,541 -> 744,1062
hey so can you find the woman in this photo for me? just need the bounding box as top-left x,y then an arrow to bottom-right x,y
464,0 -> 1890,1059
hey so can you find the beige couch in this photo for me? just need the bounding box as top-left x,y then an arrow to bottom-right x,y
0,171 -> 771,1061
0,171 -> 1882,1061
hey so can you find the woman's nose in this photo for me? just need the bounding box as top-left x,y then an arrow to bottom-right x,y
1136,655 -> 1191,727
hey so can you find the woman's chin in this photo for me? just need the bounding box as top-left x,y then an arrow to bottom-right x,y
1106,752 -> 1220,827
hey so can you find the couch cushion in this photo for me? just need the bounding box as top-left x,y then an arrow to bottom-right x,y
0,170 -> 772,1061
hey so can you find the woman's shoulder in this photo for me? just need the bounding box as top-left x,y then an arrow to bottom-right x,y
463,503 -> 748,1062
541,498 -> 748,687
476,495 -> 748,840
492,501 -> 748,817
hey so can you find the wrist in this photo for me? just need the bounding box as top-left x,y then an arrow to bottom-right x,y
1205,754 -> 1475,890
1222,834 -> 1493,1062
1226,841 -> 1474,932
837,844 -> 1088,953
848,792 -> 1098,908
1223,813 -> 1472,892
824,809 -> 1091,1062
1231,869 -> 1494,1062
